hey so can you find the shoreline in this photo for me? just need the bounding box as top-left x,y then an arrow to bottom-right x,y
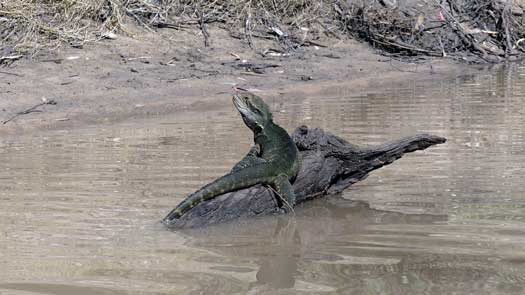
1,27 -> 486,136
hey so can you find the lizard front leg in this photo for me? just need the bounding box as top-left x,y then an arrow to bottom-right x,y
231,144 -> 266,173
272,173 -> 296,212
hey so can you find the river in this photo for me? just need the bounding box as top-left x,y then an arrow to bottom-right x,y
1,65 -> 524,294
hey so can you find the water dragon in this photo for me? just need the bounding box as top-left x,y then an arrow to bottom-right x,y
162,89 -> 300,226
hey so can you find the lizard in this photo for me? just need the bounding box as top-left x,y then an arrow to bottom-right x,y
162,89 -> 300,226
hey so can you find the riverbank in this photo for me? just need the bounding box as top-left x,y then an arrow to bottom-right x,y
1,24 -> 481,135
4,0 -> 523,135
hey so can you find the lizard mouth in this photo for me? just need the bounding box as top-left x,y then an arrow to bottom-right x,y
233,94 -> 250,116
233,93 -> 258,129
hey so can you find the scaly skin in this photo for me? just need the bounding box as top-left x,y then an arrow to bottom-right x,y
162,90 -> 300,225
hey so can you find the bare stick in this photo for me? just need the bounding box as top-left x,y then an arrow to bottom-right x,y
3,100 -> 57,125
0,70 -> 23,77
437,0 -> 488,59
196,7 -> 210,47
502,1 -> 513,58
0,55 -> 23,65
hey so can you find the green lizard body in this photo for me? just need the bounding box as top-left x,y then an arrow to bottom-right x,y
162,90 -> 300,225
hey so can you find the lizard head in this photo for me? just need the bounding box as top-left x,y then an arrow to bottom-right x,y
233,89 -> 272,132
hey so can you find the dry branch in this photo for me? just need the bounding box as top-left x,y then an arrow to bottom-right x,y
3,99 -> 57,125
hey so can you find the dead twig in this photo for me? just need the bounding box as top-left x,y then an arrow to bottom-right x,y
371,37 -> 441,56
225,61 -> 280,74
160,71 -> 218,82
196,7 -> 210,47
0,55 -> 23,65
436,0 -> 488,60
3,99 -> 57,125
240,71 -> 270,77
0,70 -> 23,77
154,22 -> 188,30
501,1 -> 514,58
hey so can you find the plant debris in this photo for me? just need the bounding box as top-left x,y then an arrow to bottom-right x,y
3,99 -> 57,125
339,0 -> 525,62
1,0 -> 524,63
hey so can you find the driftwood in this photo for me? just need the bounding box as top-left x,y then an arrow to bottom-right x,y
165,126 -> 446,229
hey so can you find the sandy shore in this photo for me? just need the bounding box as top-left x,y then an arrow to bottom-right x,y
1,26 -> 474,135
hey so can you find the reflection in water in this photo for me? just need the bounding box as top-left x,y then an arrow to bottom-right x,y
0,283 -> 131,295
187,200 -> 449,294
1,64 -> 525,294
255,218 -> 300,289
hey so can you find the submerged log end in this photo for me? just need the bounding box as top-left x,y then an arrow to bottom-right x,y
164,126 -> 446,229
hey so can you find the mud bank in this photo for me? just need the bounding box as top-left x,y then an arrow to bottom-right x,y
4,0 -> 521,134
1,25 -> 479,136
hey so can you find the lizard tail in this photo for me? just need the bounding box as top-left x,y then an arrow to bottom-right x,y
162,164 -> 274,224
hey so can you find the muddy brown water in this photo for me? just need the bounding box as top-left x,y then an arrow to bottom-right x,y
1,65 -> 525,295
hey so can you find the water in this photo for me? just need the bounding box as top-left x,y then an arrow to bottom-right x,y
1,65 -> 525,294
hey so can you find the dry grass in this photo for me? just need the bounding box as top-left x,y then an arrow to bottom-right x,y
1,0 -> 524,62
0,0 -> 336,55
1,0 -> 111,52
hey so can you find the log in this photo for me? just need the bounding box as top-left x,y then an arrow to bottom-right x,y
164,126 -> 446,229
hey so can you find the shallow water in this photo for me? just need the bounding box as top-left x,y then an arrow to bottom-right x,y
1,65 -> 525,295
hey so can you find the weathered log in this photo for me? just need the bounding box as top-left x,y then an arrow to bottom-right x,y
165,126 -> 446,229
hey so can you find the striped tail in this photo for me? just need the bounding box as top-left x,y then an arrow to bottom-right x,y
163,164 -> 274,224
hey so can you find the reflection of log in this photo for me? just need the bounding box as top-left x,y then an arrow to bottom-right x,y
165,126 -> 446,229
